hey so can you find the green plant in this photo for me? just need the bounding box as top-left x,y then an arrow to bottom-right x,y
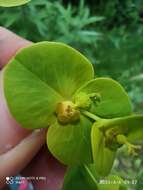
3,42 -> 143,189
0,0 -> 102,42
0,0 -> 103,64
94,28 -> 143,113
91,0 -> 143,30
0,0 -> 31,7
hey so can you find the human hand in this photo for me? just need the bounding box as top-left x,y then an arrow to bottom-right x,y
0,27 -> 65,190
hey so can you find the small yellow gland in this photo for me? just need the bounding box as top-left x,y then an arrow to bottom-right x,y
56,101 -> 80,124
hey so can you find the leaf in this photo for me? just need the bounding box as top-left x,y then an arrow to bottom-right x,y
3,12 -> 20,27
91,123 -> 116,176
62,165 -> 127,190
98,175 -> 127,190
75,78 -> 132,118
0,0 -> 31,7
4,42 -> 94,129
102,115 -> 143,144
62,165 -> 99,190
47,115 -> 93,165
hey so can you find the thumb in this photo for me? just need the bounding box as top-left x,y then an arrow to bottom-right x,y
0,27 -> 30,69
0,27 -> 46,189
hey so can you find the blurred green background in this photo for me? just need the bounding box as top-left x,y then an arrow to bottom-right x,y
0,0 -> 143,189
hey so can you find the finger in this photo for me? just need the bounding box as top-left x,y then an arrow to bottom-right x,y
0,27 -> 31,69
0,129 -> 46,189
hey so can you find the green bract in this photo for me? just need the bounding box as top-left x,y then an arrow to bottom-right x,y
4,42 -> 93,129
3,41 -> 143,169
75,78 -> 132,118
91,115 -> 143,176
91,124 -> 116,176
4,42 -> 94,165
0,0 -> 30,7
47,116 -> 93,165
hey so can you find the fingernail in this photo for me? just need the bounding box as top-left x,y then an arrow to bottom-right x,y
22,129 -> 47,142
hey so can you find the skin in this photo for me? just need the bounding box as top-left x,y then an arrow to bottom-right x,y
0,27 -> 66,190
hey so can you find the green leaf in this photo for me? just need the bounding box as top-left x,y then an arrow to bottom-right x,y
102,115 -> 143,143
47,115 -> 93,165
4,42 -> 94,129
98,175 -> 127,190
0,0 -> 31,7
91,123 -> 116,176
75,78 -> 132,118
62,165 -> 99,190
62,166 -> 127,190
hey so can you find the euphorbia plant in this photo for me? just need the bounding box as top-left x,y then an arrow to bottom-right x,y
3,42 -> 143,189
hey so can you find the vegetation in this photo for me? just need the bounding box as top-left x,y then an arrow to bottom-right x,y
0,0 -> 143,189
0,0 -> 142,113
4,41 -> 143,190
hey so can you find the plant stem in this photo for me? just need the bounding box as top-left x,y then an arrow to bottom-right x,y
82,110 -> 101,121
